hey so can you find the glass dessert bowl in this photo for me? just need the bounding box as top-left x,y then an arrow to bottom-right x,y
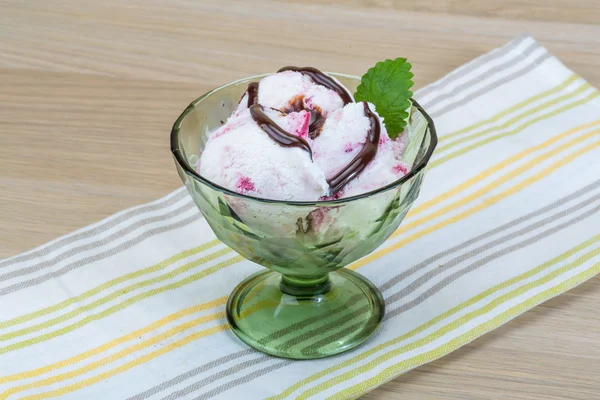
171,73 -> 437,359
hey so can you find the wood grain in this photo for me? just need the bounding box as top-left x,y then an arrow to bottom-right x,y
281,0 -> 600,25
1,1 -> 598,398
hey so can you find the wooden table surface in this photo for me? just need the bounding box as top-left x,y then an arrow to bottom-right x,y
1,1 -> 599,398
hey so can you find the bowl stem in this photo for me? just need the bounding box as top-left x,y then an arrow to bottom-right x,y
279,273 -> 332,296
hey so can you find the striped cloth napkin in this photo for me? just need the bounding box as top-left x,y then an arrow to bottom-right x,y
1,35 -> 599,400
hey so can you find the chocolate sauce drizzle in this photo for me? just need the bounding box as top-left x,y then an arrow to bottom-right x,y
283,96 -> 325,139
246,82 -> 259,107
249,104 -> 313,158
286,97 -> 304,113
308,110 -> 326,139
277,66 -> 353,105
327,102 -> 381,195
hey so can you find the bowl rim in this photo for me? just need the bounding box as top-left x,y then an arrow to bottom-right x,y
170,72 -> 438,206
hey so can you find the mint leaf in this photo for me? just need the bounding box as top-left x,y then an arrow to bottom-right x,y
354,58 -> 414,138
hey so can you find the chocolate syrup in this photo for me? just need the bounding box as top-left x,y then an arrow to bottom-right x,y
327,102 -> 381,195
277,66 -> 353,105
308,110 -> 326,139
246,82 -> 259,107
286,96 -> 304,113
283,99 -> 325,139
249,104 -> 312,158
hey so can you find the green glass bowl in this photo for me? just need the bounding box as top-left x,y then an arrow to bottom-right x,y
170,73 -> 437,359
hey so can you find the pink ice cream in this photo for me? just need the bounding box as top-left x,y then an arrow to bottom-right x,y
199,68 -> 409,201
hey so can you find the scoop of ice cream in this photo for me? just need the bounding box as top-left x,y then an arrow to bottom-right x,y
200,108 -> 328,201
310,102 -> 408,198
257,70 -> 347,116
198,68 -> 409,202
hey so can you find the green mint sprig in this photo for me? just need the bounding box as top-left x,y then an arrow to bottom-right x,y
354,58 -> 414,138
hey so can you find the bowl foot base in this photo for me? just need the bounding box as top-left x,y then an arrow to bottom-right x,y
226,269 -> 385,359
